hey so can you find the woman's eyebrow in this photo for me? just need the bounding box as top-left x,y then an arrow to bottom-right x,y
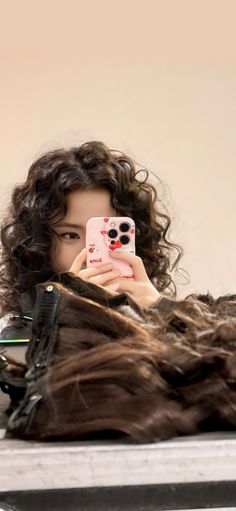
55,222 -> 83,229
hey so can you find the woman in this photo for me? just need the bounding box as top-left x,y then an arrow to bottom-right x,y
0,140 -> 183,329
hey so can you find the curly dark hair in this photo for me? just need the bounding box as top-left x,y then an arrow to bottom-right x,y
0,140 -> 184,316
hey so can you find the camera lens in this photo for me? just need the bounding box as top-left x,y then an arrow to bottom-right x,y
120,235 -> 130,245
108,229 -> 118,238
119,222 -> 130,233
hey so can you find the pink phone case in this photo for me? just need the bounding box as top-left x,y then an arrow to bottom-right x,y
86,216 -> 135,278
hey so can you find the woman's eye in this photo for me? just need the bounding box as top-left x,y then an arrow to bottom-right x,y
60,232 -> 80,240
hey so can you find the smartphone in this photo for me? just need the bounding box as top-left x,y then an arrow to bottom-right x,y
86,216 -> 135,278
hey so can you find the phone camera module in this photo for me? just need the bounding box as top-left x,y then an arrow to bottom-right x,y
108,229 -> 118,239
119,222 -> 130,233
120,235 -> 130,245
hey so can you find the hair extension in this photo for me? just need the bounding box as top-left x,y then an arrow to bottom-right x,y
1,277 -> 236,442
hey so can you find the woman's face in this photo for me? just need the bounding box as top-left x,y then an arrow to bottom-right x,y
51,188 -> 116,272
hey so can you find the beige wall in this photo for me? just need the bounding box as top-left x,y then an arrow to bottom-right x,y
0,0 -> 235,298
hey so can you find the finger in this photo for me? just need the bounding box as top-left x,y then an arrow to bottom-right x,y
102,285 -> 119,296
109,252 -> 148,281
89,269 -> 121,286
105,278 -> 136,294
113,278 -> 136,294
105,282 -> 122,293
69,248 -> 87,274
78,263 -> 113,280
103,276 -> 121,287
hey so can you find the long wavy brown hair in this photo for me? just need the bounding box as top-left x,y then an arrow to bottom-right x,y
2,274 -> 236,442
0,141 -> 184,316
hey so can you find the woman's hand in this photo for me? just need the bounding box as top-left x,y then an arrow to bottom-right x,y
69,249 -> 161,308
105,252 -> 161,308
69,248 -> 122,287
